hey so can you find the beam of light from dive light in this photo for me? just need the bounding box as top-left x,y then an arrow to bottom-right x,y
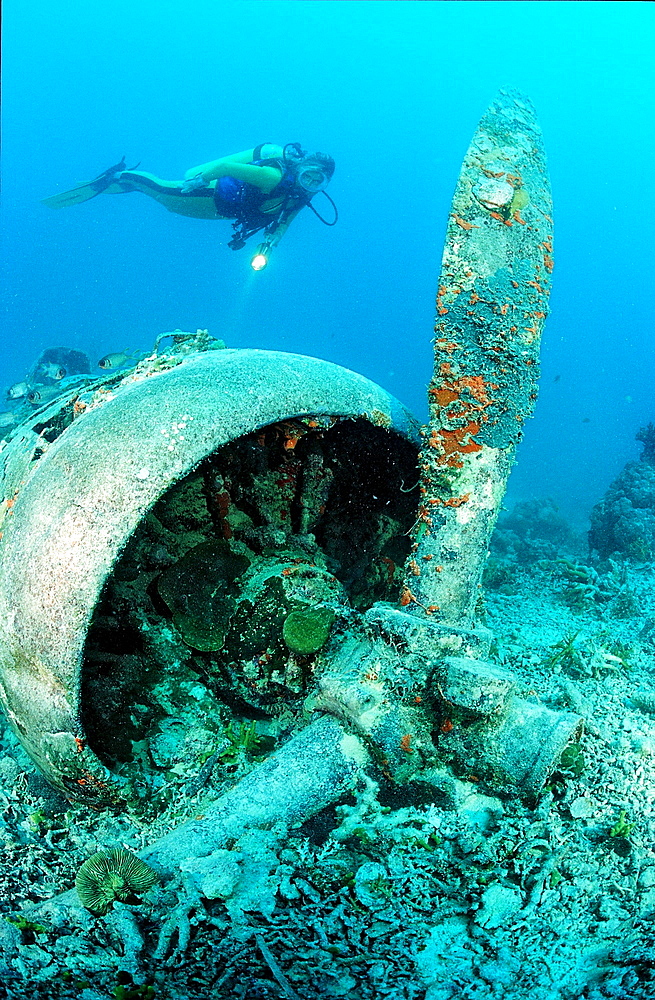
251,253 -> 268,271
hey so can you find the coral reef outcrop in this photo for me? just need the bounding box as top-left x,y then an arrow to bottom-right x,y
589,424 -> 655,561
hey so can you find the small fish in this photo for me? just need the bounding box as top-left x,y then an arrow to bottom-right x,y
7,380 -> 31,400
582,417 -> 591,424
98,350 -> 136,370
0,411 -> 16,428
27,386 -> 60,405
39,362 -> 66,380
553,374 -> 561,383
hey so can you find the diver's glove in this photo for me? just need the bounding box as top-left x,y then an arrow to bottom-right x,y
181,174 -> 208,194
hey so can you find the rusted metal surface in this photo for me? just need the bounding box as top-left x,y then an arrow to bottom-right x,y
405,89 -> 554,626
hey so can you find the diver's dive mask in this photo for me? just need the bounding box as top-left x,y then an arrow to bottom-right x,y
296,165 -> 330,194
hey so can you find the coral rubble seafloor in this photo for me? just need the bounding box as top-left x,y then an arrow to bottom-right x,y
1,473 -> 655,998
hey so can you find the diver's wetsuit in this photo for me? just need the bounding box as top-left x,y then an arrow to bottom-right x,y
107,170 -> 230,220
109,152 -> 296,224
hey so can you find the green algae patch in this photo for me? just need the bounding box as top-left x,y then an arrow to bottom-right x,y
158,539 -> 250,651
283,606 -> 336,655
509,186 -> 529,214
223,576 -> 290,661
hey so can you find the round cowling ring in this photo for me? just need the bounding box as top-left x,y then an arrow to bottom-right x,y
0,349 -> 420,808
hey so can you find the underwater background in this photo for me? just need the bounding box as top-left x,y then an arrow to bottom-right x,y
2,0 -> 654,530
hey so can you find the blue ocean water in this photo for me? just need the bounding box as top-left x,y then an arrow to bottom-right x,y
2,0 -> 654,528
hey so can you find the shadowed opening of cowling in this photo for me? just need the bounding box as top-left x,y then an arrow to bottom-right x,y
80,418 -> 418,803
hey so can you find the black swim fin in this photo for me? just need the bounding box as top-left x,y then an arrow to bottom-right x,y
42,156 -> 139,208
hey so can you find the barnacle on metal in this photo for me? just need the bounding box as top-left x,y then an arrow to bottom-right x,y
75,848 -> 159,915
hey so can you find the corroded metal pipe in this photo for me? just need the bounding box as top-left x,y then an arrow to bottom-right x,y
404,89 -> 554,627
28,716 -> 369,915
140,715 -> 367,874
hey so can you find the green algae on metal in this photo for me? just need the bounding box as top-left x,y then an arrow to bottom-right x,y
158,540 -> 250,651
283,605 -> 336,655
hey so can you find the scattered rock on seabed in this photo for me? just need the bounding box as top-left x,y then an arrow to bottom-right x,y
1,544 -> 655,997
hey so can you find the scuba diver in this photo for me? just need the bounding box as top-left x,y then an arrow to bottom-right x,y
42,143 -> 337,269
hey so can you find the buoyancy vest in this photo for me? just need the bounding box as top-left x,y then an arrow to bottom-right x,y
212,156 -> 304,226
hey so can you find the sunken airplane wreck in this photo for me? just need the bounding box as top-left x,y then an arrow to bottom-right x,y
0,93 -> 579,883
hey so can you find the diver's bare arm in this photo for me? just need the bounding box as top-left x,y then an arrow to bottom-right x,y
262,205 -> 305,250
185,148 -> 255,179
185,146 -> 283,192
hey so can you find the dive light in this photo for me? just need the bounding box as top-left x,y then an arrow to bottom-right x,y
250,244 -> 270,271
